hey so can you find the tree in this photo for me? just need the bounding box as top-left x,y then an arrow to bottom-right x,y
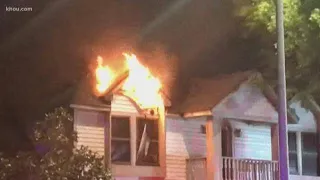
237,0 -> 320,101
0,107 -> 112,180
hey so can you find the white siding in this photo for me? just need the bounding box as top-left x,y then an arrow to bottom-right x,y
74,95 -> 209,180
290,175 -> 320,180
288,101 -> 316,132
166,116 -> 207,180
74,94 -> 139,156
111,94 -> 139,114
231,120 -> 272,160
213,83 -> 278,123
74,109 -> 105,157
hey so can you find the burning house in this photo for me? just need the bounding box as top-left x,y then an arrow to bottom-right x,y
70,53 -> 299,180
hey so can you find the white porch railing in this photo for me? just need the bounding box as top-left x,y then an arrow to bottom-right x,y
222,157 -> 279,180
186,157 -> 279,180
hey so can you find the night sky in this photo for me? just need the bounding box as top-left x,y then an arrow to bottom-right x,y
0,0 -> 263,152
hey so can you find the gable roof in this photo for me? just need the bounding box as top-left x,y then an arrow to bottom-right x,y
97,70 -> 172,107
71,71 -> 171,109
169,71 -> 252,113
168,71 -> 298,123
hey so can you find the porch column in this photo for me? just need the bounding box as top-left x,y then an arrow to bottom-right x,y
206,116 -> 222,180
271,123 -> 279,179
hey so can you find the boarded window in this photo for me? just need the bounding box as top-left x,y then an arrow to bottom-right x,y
111,116 -> 131,164
302,133 -> 318,176
288,132 -> 298,175
136,117 -> 159,166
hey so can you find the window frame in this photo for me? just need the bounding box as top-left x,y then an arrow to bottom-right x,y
301,132 -> 318,176
288,132 -> 299,175
111,115 -> 132,165
110,113 -> 161,167
288,131 -> 319,176
135,116 -> 160,166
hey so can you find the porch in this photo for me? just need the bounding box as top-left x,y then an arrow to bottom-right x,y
186,156 -> 279,180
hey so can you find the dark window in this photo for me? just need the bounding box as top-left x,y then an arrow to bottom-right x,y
302,133 -> 318,176
136,118 -> 159,166
111,116 -> 131,164
221,123 -> 233,157
288,132 -> 298,175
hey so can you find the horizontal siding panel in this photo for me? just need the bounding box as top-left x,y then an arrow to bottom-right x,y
183,119 -> 206,157
77,133 -> 105,139
166,156 -> 187,163
76,129 -> 104,136
166,119 -> 187,180
74,110 -> 105,157
111,95 -> 139,114
232,121 -> 272,160
166,117 -> 206,180
78,137 -> 104,144
76,125 -> 104,132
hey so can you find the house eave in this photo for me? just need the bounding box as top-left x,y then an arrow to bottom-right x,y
183,110 -> 212,118
70,104 -> 111,112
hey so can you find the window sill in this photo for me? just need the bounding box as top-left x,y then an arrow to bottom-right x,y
290,174 -> 320,179
111,164 -> 165,177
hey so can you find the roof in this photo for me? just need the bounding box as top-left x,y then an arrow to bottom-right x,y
71,71 -> 298,123
168,71 -> 253,113
71,76 -> 111,108
71,72 -> 171,108
168,71 -> 298,123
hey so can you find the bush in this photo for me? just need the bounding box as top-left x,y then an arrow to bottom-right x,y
0,107 -> 112,180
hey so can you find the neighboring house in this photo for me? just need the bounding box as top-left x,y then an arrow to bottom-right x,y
70,71 -> 298,180
287,97 -> 320,180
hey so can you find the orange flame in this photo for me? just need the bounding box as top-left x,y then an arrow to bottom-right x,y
122,53 -> 163,109
94,53 -> 164,111
95,56 -> 114,95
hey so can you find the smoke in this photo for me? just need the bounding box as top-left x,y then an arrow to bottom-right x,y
0,0 -> 253,150
135,0 -> 239,102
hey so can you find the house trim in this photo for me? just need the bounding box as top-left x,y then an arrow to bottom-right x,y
70,104 -> 111,112
183,110 -> 212,118
296,131 -> 303,175
214,113 -> 277,124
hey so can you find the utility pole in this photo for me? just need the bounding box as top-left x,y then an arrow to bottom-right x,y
276,0 -> 289,179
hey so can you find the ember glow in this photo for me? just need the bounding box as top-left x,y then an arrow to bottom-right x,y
95,56 -> 114,95
94,53 -> 164,111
